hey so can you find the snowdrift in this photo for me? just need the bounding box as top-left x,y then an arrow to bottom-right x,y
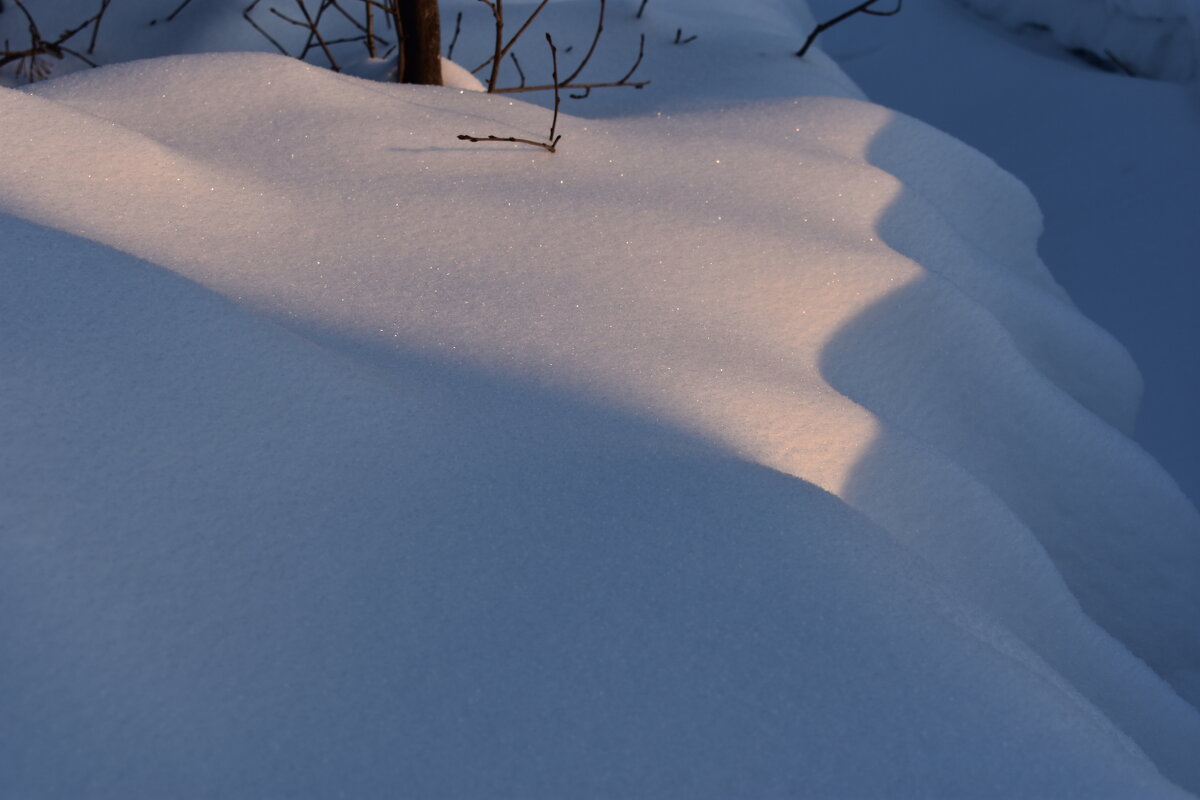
2,11 -> 1199,797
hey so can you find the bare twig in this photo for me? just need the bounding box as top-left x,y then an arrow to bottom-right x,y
617,33 -> 646,83
636,0 -> 649,19
1,0 -> 111,81
365,0 -> 376,56
796,0 -> 901,58
326,0 -> 378,39
296,0 -> 338,67
673,28 -> 696,45
471,0 -> 550,75
243,0 -> 291,55
88,0 -> 112,54
458,33 -> 563,153
510,51 -> 525,87
483,0 -> 504,92
546,34 -> 562,147
1104,49 -> 1136,76
149,0 -> 194,25
496,30 -> 647,95
446,10 -> 463,60
232,0 -> 647,97
560,0 -> 606,86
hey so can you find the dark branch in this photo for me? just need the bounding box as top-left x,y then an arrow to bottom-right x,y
149,0 -> 194,26
446,10 -> 463,60
243,0 -> 291,55
458,33 -> 563,153
1,0 -> 112,80
673,28 -> 696,45
471,0 -> 549,75
796,0 -> 901,58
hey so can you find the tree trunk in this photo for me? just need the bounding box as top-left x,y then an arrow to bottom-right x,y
395,0 -> 442,85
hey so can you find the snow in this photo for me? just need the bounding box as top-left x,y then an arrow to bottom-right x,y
2,1 -> 1199,797
810,0 -> 1200,518
958,0 -> 1200,80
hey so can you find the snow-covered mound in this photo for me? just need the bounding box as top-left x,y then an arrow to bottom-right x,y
2,4 -> 1199,797
960,0 -> 1200,80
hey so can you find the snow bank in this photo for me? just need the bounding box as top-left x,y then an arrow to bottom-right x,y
960,0 -> 1200,80
2,1 -> 1199,796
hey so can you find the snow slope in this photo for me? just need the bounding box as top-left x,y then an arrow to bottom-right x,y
809,0 -> 1200,510
2,2 -> 1199,796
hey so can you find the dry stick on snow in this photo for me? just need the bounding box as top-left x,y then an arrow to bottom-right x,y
796,0 -> 901,58
458,33 -> 564,153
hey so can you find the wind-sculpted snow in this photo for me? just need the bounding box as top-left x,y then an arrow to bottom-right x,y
3,49 -> 1199,797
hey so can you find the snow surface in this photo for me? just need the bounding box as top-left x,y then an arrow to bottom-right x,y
2,1 -> 1200,797
810,0 -> 1200,507
959,0 -> 1200,80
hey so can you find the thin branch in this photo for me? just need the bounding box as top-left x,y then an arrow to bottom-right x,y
47,2 -> 110,46
561,0 -> 606,86
796,0 -> 901,58
495,31 -> 648,95
616,32 -> 645,83
325,0 -> 372,36
319,35 -> 376,46
365,0 -> 376,56
471,0 -> 550,74
297,0 -> 335,63
269,7 -> 310,27
1,0 -> 110,80
243,0 -> 291,55
458,33 -> 563,153
509,51 -> 525,88
88,0 -> 112,54
446,10 -> 463,60
547,34 -> 563,149
481,0 -> 504,92
673,28 -> 696,45
501,76 -> 648,94
1104,48 -> 1136,76
56,44 -> 98,68
149,0 -> 194,25
636,0 -> 648,19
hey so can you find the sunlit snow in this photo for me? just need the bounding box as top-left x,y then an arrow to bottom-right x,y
2,1 -> 1198,797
